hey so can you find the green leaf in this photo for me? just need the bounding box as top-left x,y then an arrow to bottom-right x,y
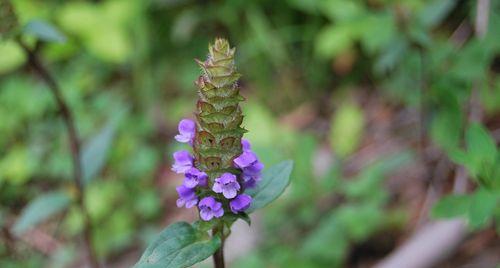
315,24 -> 353,58
465,123 -> 497,179
468,189 -> 498,229
24,20 -> 67,43
431,194 -> 471,219
417,0 -> 456,28
245,160 -> 293,213
135,222 -> 221,268
81,110 -> 125,184
13,191 -> 71,235
330,101 -> 365,158
300,211 -> 348,264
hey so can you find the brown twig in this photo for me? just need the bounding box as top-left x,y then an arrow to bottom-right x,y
16,38 -> 101,268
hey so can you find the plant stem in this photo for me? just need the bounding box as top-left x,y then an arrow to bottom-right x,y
212,224 -> 225,268
17,39 -> 101,268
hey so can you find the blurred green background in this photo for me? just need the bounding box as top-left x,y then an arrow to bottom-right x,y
1,0 -> 499,267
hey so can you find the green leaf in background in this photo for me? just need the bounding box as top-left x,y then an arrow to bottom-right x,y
315,24 -> 353,59
417,0 -> 457,29
465,123 -> 497,179
430,101 -> 463,152
0,40 -> 26,74
13,191 -> 71,235
466,123 -> 497,164
24,19 -> 66,43
330,101 -> 365,158
300,211 -> 348,265
81,110 -> 125,184
245,160 -> 293,213
431,194 -> 471,219
468,189 -> 498,229
135,222 -> 221,268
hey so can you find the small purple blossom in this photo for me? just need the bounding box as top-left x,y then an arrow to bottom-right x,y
172,150 -> 193,173
241,139 -> 251,152
175,119 -> 196,144
230,194 -> 252,213
234,151 -> 258,168
176,185 -> 198,208
198,196 -> 224,221
183,167 -> 208,188
213,173 -> 240,199
234,149 -> 264,189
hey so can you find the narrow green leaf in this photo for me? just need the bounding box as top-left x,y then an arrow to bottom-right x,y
431,194 -> 471,219
246,160 -> 293,213
24,20 -> 66,43
135,222 -> 221,268
13,191 -> 71,235
81,110 -> 125,184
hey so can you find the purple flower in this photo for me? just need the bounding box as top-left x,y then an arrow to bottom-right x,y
176,185 -> 198,208
234,151 -> 258,168
198,196 -> 224,221
241,139 -> 251,152
212,173 -> 240,199
175,119 -> 196,144
230,194 -> 252,213
172,150 -> 193,173
183,167 -> 208,188
234,150 -> 264,189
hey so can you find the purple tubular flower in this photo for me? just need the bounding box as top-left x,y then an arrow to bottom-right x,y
234,149 -> 264,189
241,139 -> 251,152
175,119 -> 196,144
172,150 -> 193,173
176,185 -> 198,208
230,194 -> 252,213
183,167 -> 208,188
198,196 -> 224,221
213,173 -> 241,199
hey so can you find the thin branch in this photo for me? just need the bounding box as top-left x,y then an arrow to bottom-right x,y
16,38 -> 101,268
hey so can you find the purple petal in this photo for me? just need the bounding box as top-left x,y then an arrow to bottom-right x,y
213,207 -> 224,218
176,199 -> 185,208
230,194 -> 252,213
219,173 -> 237,184
212,182 -> 223,194
200,209 -> 213,221
199,196 -> 216,208
241,139 -> 251,152
175,119 -> 196,143
176,185 -> 195,199
244,161 -> 264,175
183,177 -> 198,188
172,150 -> 193,173
185,198 -> 198,208
223,187 -> 237,199
233,152 -> 257,168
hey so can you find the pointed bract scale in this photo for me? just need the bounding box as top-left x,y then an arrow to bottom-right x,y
196,131 -> 217,147
197,101 -> 216,115
219,137 -> 235,149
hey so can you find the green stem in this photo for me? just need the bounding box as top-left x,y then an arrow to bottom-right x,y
212,224 -> 225,268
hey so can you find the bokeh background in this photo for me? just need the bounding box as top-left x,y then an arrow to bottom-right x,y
1,0 -> 499,267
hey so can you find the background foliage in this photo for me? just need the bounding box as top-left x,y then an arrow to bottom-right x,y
1,0 -> 499,267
